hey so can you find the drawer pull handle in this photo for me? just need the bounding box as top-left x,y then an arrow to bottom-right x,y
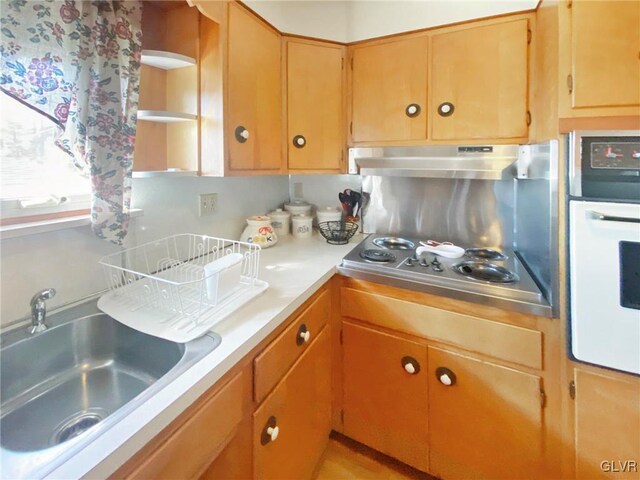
267,426 -> 279,442
437,102 -> 455,117
436,366 -> 457,386
235,126 -> 249,143
296,323 -> 310,345
401,356 -> 420,375
293,134 -> 306,148
261,416 -> 279,445
405,103 -> 421,117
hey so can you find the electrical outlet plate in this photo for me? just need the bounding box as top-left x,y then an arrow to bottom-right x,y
198,193 -> 217,216
293,182 -> 303,199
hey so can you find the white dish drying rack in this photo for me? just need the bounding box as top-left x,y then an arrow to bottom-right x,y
98,234 -> 268,343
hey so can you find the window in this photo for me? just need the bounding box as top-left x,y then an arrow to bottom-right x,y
0,93 -> 90,222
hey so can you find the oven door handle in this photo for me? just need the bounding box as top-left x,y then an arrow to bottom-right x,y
588,210 -> 640,224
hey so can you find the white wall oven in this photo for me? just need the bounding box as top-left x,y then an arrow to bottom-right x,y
569,131 -> 640,375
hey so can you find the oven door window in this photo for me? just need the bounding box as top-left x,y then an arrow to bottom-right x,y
620,241 -> 640,310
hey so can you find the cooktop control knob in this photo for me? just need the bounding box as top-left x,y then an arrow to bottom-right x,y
419,258 -> 429,267
431,257 -> 444,272
406,257 -> 415,267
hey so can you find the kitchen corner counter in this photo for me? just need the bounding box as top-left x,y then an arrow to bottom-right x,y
49,233 -> 363,480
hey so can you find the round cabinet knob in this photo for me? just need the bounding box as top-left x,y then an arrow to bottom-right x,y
401,356 -> 421,375
437,102 -> 455,117
293,135 -> 306,148
235,126 -> 249,143
405,103 -> 421,118
296,324 -> 310,345
261,416 -> 279,445
435,366 -> 457,386
267,426 -> 279,441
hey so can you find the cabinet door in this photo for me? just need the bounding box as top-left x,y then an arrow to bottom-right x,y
342,321 -> 429,472
253,326 -> 332,480
431,19 -> 529,141
571,1 -> 640,109
574,368 -> 640,480
227,4 -> 282,172
122,372 -> 244,479
351,36 -> 428,143
287,40 -> 344,171
428,346 -> 544,480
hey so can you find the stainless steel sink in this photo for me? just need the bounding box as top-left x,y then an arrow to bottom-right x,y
0,298 -> 220,479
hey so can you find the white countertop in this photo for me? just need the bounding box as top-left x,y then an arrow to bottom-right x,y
47,233 -> 362,480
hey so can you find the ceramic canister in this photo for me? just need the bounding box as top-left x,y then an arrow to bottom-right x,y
291,214 -> 313,239
240,215 -> 278,248
316,206 -> 342,225
267,208 -> 291,236
284,200 -> 312,216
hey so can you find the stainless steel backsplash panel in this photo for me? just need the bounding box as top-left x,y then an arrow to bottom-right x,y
514,140 -> 559,316
361,176 -> 514,247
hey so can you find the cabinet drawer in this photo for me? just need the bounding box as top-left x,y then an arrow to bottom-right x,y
341,287 -> 542,370
253,326 -> 332,480
254,288 -> 330,403
124,372 -> 244,480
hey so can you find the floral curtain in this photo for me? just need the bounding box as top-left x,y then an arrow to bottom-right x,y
0,0 -> 143,244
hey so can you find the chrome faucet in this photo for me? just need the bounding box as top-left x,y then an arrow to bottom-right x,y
29,288 -> 56,334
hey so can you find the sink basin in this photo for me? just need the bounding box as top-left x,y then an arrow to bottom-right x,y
0,299 -> 220,479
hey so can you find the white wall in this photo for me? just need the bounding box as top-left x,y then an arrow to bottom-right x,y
244,1 -> 349,42
289,174 -> 361,213
346,1 -> 539,42
245,0 -> 539,43
0,175 -> 289,326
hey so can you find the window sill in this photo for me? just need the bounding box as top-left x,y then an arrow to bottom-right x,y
0,209 -> 144,240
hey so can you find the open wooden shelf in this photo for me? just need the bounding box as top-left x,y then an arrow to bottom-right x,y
137,110 -> 197,123
132,169 -> 198,178
141,50 -> 196,70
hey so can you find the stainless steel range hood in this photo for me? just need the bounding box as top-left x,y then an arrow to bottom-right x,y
348,145 -> 520,179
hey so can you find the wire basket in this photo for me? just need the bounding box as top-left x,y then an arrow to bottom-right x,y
317,221 -> 358,245
97,234 -> 268,342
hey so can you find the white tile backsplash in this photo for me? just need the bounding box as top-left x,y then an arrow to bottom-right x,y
0,175 -> 289,326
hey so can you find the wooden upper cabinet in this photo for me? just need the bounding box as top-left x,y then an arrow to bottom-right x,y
227,4 -> 282,172
570,1 -> 640,110
342,321 -> 429,472
351,35 -> 429,143
573,368 -> 640,480
287,40 -> 344,172
428,346 -> 544,480
430,18 -> 530,141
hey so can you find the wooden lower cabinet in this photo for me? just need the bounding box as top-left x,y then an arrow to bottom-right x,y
342,321 -> 429,472
428,346 -> 544,480
114,371 -> 245,480
253,326 -> 332,480
573,368 -> 640,480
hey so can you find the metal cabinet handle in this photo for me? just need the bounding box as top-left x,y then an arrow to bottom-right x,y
293,135 -> 306,148
261,416 -> 279,445
235,126 -> 249,143
296,323 -> 310,345
405,103 -> 421,118
401,356 -> 421,375
588,210 -> 640,224
437,102 -> 455,117
436,366 -> 457,386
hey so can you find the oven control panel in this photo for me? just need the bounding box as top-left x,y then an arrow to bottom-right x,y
590,141 -> 640,169
570,131 -> 640,201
